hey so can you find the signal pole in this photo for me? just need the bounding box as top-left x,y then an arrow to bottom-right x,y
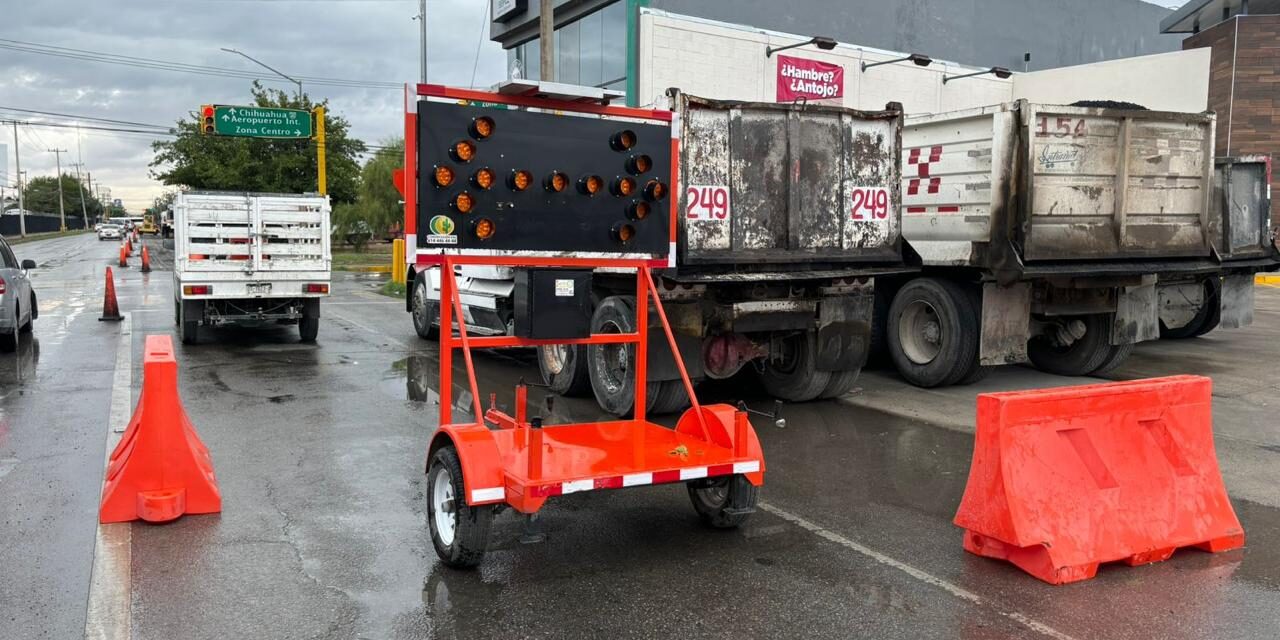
418,0 -> 428,83
540,0 -> 554,81
48,148 -> 68,231
12,123 -> 24,237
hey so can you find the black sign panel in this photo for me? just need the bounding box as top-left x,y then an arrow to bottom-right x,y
416,100 -> 671,257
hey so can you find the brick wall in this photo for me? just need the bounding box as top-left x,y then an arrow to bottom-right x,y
1185,15 -> 1280,195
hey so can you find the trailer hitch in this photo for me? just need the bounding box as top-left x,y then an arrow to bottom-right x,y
736,400 -> 786,429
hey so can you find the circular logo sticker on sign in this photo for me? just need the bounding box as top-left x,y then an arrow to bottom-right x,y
429,215 -> 456,236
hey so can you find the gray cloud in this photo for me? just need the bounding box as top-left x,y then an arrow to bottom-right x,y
2,0 -> 506,210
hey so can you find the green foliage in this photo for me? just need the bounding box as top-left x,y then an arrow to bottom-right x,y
147,189 -> 181,215
332,138 -> 405,246
21,174 -> 103,220
149,82 -> 366,203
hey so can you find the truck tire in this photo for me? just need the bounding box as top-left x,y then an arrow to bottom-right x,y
299,299 -> 320,343
181,318 -> 198,345
411,276 -> 439,340
688,474 -> 757,529
1160,278 -> 1221,339
1027,314 -> 1112,376
819,369 -> 861,399
1091,342 -> 1134,376
537,344 -> 592,397
649,379 -> 691,414
886,278 -> 978,388
951,286 -> 990,385
758,331 -> 831,402
587,296 -> 662,417
427,444 -> 493,569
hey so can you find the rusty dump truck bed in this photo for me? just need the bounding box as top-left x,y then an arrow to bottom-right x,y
673,92 -> 907,275
902,100 -> 1220,273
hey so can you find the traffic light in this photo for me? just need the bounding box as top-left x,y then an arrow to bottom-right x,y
200,105 -> 215,135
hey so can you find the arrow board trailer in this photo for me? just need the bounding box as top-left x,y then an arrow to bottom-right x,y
403,83 -> 910,416
886,100 -> 1244,387
173,192 -> 331,344
403,83 -> 766,568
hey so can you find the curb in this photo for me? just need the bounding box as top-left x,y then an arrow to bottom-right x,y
1257,274 -> 1280,285
343,265 -> 392,274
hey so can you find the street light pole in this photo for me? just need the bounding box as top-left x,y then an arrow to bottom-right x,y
418,0 -> 428,84
71,162 -> 90,229
221,47 -> 304,100
12,123 -> 24,237
48,148 -> 68,231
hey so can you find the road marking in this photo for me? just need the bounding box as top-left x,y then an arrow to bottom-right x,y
84,312 -> 133,640
758,502 -> 1078,640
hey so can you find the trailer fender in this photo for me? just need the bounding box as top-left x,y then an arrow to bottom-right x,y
427,424 -> 505,506
675,404 -> 766,487
814,293 -> 873,372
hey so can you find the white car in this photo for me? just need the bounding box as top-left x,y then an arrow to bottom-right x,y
0,235 -> 37,352
98,224 -> 123,241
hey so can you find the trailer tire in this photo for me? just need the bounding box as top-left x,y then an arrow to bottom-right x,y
819,369 -> 861,399
886,278 -> 978,388
537,344 -> 592,397
1027,314 -> 1112,376
427,445 -> 492,569
1091,342 -> 1134,376
1160,278 -> 1221,339
759,332 -> 831,402
588,296 -> 663,416
688,474 -> 757,529
411,277 -> 439,340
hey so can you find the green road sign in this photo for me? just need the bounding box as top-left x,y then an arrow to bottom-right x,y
213,106 -> 313,139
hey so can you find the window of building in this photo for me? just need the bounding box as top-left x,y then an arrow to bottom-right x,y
505,1 -> 627,91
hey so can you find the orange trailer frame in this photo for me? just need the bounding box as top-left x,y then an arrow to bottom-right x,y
409,85 -> 765,560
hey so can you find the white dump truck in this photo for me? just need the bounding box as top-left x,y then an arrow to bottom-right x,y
884,100 -> 1255,386
173,192 -> 331,344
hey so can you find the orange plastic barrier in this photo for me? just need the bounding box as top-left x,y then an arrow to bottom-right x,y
953,375 -> 1243,584
99,267 -> 122,322
99,335 -> 221,523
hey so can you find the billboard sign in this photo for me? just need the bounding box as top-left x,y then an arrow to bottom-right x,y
776,55 -> 844,103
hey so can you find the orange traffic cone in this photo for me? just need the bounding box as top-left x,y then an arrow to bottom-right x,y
125,238 -> 132,256
140,245 -> 152,273
118,244 -> 128,268
100,334 -> 221,523
100,267 -> 123,322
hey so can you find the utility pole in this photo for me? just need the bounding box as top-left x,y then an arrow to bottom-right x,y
11,123 -> 24,237
71,162 -> 90,228
48,148 -> 67,231
418,0 -> 428,83
539,0 -> 554,81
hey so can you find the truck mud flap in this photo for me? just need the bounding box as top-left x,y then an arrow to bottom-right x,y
1112,280 -> 1159,344
814,294 -> 873,372
1219,274 -> 1254,329
979,282 -> 1030,366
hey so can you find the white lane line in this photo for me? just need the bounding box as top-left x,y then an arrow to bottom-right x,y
325,307 -> 412,350
84,312 -> 133,640
758,503 -> 1078,640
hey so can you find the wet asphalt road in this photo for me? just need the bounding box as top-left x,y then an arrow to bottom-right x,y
1,233 -> 1278,639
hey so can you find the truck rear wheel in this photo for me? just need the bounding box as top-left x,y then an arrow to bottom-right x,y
1160,278 -> 1221,339
537,344 -> 591,397
886,278 -> 978,388
1091,342 -> 1134,376
587,296 -> 662,417
819,369 -> 861,399
299,299 -> 320,343
649,379 -> 691,414
759,332 -> 830,402
412,277 -> 439,340
1027,314 -> 1112,376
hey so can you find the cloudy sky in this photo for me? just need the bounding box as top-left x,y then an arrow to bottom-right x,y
2,0 -> 1184,212
1,0 -> 506,212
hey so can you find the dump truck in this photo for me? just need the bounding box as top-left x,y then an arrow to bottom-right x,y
885,100 -> 1249,387
403,84 -> 910,414
173,192 -> 331,344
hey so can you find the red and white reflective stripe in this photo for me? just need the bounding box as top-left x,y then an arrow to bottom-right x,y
906,145 -> 942,165
530,460 -> 762,498
906,206 -> 962,215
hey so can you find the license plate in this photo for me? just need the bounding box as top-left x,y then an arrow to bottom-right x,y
247,283 -> 272,295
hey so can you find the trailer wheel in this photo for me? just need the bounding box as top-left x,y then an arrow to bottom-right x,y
1160,278 -> 1221,339
759,332 -> 831,402
1091,342 -> 1134,376
688,474 -> 757,529
537,344 -> 591,397
588,296 -> 662,416
1027,314 -> 1112,376
412,277 -> 440,340
427,445 -> 493,569
886,278 -> 977,388
819,369 -> 861,399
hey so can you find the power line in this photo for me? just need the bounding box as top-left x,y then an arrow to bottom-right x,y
0,105 -> 171,130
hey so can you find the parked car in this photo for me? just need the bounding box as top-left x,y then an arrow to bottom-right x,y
0,235 -> 37,352
98,223 -> 123,241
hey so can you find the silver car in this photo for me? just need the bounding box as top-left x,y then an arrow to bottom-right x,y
98,223 -> 123,241
0,235 -> 37,352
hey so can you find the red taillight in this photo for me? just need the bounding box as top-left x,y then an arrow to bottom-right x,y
304,283 -> 329,294
183,285 -> 211,295
0,276 -> 6,295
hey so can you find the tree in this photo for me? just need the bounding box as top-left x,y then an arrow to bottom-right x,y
21,174 -> 102,221
150,83 -> 366,203
147,189 -> 181,215
333,139 -> 405,249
